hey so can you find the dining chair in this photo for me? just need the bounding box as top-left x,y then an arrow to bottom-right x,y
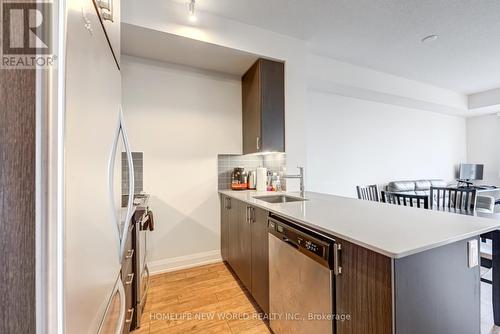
381,191 -> 429,209
356,185 -> 380,202
480,236 -> 493,285
477,195 -> 495,214
430,186 -> 477,211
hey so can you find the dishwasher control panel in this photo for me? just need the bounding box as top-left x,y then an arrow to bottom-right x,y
268,215 -> 333,268
297,236 -> 323,258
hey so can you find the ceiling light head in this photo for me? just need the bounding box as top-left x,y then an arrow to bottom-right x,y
421,34 -> 439,43
188,0 -> 197,22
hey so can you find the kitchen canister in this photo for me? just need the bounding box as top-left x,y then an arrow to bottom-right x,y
256,167 -> 267,191
248,170 -> 257,189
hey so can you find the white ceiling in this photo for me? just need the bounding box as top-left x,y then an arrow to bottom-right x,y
178,0 -> 500,94
121,23 -> 259,76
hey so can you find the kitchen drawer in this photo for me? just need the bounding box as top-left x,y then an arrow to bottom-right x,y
123,268 -> 135,334
121,223 -> 135,270
121,250 -> 134,282
121,221 -> 136,333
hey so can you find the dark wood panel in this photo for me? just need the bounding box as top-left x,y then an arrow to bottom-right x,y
394,238 -> 480,334
0,69 -> 36,333
335,238 -> 393,334
237,203 -> 252,291
242,60 -> 261,154
260,59 -> 285,153
227,199 -> 239,273
251,206 -> 269,314
220,195 -> 229,261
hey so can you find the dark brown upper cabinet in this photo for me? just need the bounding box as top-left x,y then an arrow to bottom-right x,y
242,58 -> 285,154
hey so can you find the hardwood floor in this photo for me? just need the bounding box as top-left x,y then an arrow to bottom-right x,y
132,262 -> 271,334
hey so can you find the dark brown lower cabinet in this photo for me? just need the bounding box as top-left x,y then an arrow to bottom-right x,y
250,206 -> 270,314
236,202 -> 253,291
334,238 -> 393,334
220,196 -> 270,313
227,198 -> 240,273
220,195 -> 231,261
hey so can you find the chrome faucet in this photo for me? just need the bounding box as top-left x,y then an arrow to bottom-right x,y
282,166 -> 305,198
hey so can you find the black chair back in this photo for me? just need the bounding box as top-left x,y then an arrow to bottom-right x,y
381,191 -> 429,209
356,185 -> 379,202
430,186 -> 477,211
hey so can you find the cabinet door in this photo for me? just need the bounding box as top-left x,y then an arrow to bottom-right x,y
335,238 -> 393,334
236,203 -> 253,290
242,61 -> 261,154
251,207 -> 269,313
227,199 -> 240,273
220,195 -> 230,261
260,59 -> 285,153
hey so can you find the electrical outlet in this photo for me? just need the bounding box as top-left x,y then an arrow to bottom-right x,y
468,239 -> 479,268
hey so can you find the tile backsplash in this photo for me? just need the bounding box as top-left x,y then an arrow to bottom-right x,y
122,152 -> 144,195
217,153 -> 287,190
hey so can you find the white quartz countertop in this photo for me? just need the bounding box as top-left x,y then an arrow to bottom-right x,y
219,190 -> 500,259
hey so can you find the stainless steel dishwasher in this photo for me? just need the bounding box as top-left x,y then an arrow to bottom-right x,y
268,215 -> 339,334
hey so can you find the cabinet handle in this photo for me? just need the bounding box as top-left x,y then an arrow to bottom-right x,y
125,273 -> 134,285
246,206 -> 250,223
247,206 -> 253,223
256,137 -> 260,150
250,207 -> 255,223
125,308 -> 134,323
333,243 -> 342,276
125,249 -> 134,259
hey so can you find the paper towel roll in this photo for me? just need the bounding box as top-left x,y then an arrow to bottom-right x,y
256,167 -> 267,191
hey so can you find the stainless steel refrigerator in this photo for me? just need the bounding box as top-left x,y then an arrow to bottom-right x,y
64,0 -> 133,332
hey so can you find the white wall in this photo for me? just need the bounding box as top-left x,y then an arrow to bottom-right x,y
121,56 -> 242,271
307,54 -> 468,116
122,0 -> 307,173
306,91 -> 467,197
466,114 -> 500,185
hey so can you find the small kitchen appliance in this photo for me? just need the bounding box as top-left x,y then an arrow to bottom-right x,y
231,167 -> 248,190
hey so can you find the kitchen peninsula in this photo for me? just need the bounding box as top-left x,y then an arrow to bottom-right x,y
219,190 -> 500,334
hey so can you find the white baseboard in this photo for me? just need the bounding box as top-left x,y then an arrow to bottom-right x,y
148,250 -> 222,275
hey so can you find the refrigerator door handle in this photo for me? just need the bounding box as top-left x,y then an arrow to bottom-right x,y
116,277 -> 126,334
108,107 -> 135,262
120,107 -> 135,260
97,276 -> 126,334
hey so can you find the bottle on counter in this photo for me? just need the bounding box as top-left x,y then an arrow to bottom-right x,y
267,171 -> 273,191
275,176 -> 282,192
271,172 -> 278,191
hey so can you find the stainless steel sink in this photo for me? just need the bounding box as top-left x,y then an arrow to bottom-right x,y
253,195 -> 307,204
